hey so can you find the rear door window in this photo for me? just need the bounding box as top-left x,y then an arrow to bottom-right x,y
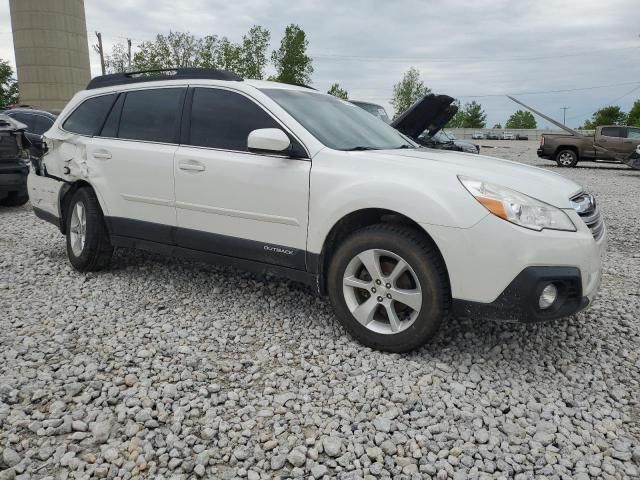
118,88 -> 185,143
63,95 -> 117,136
100,94 -> 124,138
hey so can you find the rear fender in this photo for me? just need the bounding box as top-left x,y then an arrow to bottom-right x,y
27,173 -> 64,220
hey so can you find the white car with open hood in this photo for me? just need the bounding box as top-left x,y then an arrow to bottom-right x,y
28,68 -> 606,352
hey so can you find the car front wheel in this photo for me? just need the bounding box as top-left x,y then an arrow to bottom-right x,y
327,224 -> 449,352
65,187 -> 113,272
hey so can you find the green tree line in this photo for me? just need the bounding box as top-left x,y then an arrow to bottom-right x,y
100,24 -> 312,84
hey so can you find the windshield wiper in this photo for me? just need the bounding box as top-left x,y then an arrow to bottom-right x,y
345,146 -> 380,151
397,144 -> 414,149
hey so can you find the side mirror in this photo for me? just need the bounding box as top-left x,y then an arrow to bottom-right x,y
247,128 -> 291,155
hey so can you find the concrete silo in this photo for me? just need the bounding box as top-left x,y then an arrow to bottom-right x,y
9,0 -> 91,112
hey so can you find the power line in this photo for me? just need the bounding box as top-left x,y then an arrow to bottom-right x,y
566,83 -> 640,121
310,45 -> 640,64
349,81 -> 640,104
446,81 -> 640,98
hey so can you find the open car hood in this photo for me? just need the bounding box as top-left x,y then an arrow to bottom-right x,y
391,94 -> 457,139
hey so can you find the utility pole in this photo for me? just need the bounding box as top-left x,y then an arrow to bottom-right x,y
561,106 -> 569,125
127,38 -> 132,71
95,32 -> 105,75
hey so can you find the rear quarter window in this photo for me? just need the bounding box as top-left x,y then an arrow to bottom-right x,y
600,127 -> 624,138
63,95 -> 117,136
627,128 -> 640,139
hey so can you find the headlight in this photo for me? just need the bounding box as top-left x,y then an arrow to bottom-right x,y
459,176 -> 576,232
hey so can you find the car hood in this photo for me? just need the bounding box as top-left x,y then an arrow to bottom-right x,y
368,148 -> 582,208
391,94 -> 457,139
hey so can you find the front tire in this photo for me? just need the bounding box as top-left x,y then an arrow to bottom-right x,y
65,188 -> 113,272
327,224 -> 449,352
556,149 -> 578,167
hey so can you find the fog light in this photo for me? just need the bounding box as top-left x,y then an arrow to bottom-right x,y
539,284 -> 558,309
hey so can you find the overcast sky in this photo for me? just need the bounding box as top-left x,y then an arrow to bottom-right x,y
2,0 -> 639,127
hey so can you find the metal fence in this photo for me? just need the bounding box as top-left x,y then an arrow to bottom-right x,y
446,128 -> 595,141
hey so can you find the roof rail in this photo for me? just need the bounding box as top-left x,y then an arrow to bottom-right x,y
86,68 -> 243,90
291,83 -> 316,91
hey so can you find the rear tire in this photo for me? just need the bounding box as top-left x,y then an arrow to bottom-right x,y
327,224 -> 449,352
556,149 -> 578,167
0,190 -> 29,206
65,187 -> 113,272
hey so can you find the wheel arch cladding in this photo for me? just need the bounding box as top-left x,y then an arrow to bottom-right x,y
556,145 -> 579,156
313,208 -> 450,296
60,180 -> 107,235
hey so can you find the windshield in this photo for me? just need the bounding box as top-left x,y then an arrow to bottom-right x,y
261,89 -> 414,151
420,130 -> 452,143
351,101 -> 391,123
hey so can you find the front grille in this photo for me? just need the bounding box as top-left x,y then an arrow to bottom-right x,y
571,192 -> 604,241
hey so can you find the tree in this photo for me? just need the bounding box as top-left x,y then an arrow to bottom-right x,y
627,100 -> 640,127
505,110 -> 537,129
327,83 -> 348,100
214,37 -> 243,72
0,59 -> 19,107
271,24 -> 313,85
103,43 -> 131,73
493,123 -> 502,129
391,67 -> 431,119
582,105 -> 627,129
446,100 -> 465,128
133,32 -> 206,70
460,101 -> 487,128
240,25 -> 270,79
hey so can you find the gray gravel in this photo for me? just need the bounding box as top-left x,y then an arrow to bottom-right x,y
1,141 -> 639,479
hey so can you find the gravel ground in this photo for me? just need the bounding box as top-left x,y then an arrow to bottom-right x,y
1,141 -> 639,480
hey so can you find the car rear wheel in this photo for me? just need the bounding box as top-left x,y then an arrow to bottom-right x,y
556,149 -> 578,167
327,224 -> 449,352
65,187 -> 113,272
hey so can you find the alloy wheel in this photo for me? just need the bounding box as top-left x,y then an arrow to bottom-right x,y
69,201 -> 87,257
558,152 -> 574,166
342,249 -> 422,334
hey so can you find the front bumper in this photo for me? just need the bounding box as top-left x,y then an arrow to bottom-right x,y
423,210 -> 606,322
452,266 -> 589,322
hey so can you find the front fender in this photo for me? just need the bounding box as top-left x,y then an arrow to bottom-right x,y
306,176 -> 487,254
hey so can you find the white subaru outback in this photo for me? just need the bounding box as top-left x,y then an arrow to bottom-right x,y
28,68 -> 606,352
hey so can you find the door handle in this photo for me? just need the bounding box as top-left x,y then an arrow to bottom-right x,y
178,161 -> 206,172
92,151 -> 112,160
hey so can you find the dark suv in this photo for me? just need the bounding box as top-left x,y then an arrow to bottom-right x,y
3,108 -> 56,157
0,115 -> 30,206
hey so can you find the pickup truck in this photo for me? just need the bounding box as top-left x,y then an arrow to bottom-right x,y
537,125 -> 640,167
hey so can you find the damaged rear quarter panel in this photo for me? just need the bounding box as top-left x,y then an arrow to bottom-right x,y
40,128 -> 112,217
